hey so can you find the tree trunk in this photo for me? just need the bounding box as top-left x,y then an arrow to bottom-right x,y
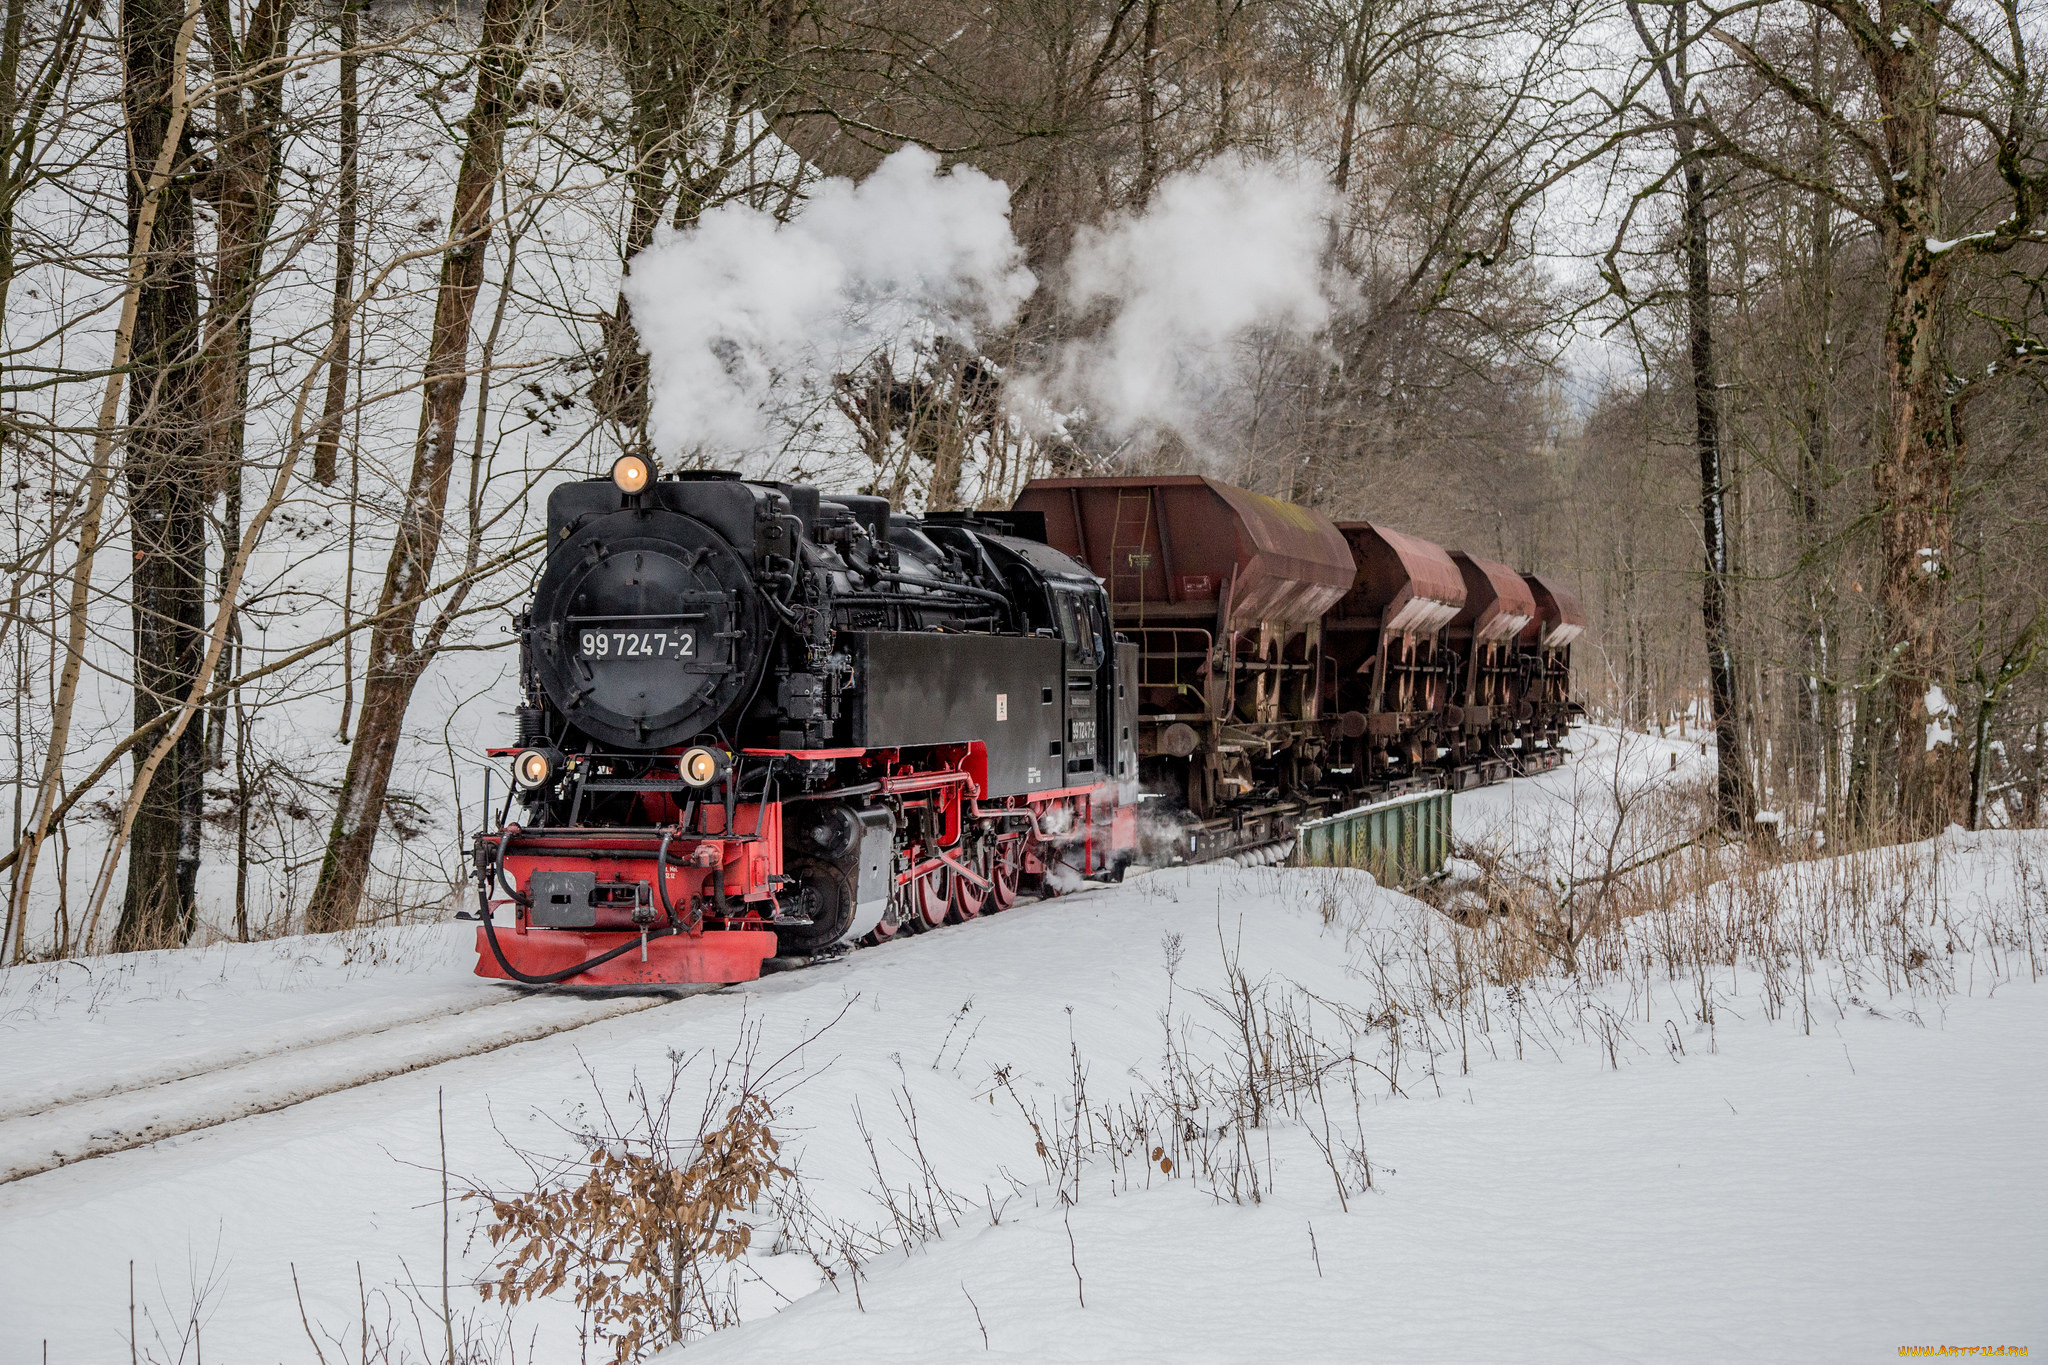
0,0 -> 26,315
1209,0 -> 1233,152
1875,210 -> 1959,833
591,86 -> 670,441
1846,659 -> 1888,831
0,0 -> 88,321
1865,2 -> 1960,834
1792,10 -> 1837,821
198,0 -> 294,777
302,0 -> 532,933
921,399 -> 969,511
116,0 -> 208,950
197,0 -> 293,490
313,0 -> 359,485
2023,714 -> 2044,827
1683,150 -> 1750,830
1794,301 -> 1835,819
1640,0 -> 1752,831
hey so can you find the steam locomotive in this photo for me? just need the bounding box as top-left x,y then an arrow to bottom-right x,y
469,460 -> 1583,988
471,456 -> 1139,987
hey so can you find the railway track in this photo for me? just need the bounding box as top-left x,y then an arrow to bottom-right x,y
0,985 -> 719,1187
4,876 -> 1081,1188
5,886 -> 1066,1187
1,989 -> 566,1124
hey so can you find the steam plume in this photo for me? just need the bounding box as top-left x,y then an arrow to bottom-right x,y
1046,157 -> 1337,443
623,146 -> 1035,463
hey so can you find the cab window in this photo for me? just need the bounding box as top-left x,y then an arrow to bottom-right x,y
1055,589 -> 1100,668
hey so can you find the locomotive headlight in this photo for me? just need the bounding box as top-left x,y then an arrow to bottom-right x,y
513,747 -> 561,790
611,453 -> 652,495
680,746 -> 729,788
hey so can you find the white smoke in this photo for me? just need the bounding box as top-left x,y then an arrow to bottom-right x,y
624,150 -> 1336,473
1041,157 -> 1338,442
623,146 -> 1035,461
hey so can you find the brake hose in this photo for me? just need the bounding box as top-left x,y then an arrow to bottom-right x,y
481,812 -> 708,985
656,827 -> 679,927
478,899 -> 682,986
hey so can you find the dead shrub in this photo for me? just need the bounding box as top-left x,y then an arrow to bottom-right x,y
469,1018 -> 820,1363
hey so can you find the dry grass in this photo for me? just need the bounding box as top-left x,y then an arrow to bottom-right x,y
1360,757 -> 2046,1074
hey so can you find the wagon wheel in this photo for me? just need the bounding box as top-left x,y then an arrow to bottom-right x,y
949,842 -> 993,922
987,836 -> 1025,912
913,861 -> 953,929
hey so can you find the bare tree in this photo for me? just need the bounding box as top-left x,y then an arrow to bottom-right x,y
117,0 -> 212,948
0,0 -> 90,317
312,0 -> 361,486
1627,0 -> 1755,830
303,0 -> 541,932
1690,0 -> 2048,831
587,0 -> 792,445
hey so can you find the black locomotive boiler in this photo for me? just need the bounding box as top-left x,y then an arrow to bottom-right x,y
471,457 -> 1139,986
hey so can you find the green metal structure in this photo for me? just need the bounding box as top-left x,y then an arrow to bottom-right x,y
1291,788 -> 1452,885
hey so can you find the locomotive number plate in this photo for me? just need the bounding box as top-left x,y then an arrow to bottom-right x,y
577,628 -> 696,659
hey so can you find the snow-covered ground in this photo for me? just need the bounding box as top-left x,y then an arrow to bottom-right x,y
1455,724 -> 1715,878
4,750 -> 2043,1363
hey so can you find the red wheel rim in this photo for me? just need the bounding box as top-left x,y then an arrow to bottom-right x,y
988,838 -> 1023,912
950,844 -> 991,922
914,863 -> 952,928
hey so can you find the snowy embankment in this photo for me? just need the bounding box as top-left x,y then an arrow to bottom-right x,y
3,751 -> 2044,1363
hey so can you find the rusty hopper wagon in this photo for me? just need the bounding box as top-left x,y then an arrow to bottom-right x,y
1442,550 -> 1538,786
1324,523 -> 1466,790
1518,571 -> 1588,767
1013,476 -> 1353,829
1014,474 -> 1587,862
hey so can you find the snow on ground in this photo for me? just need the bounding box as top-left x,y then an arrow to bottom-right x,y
677,911 -> 2048,1365
3,754 -> 2044,1363
1455,725 -> 1714,877
0,925 -> 474,1115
